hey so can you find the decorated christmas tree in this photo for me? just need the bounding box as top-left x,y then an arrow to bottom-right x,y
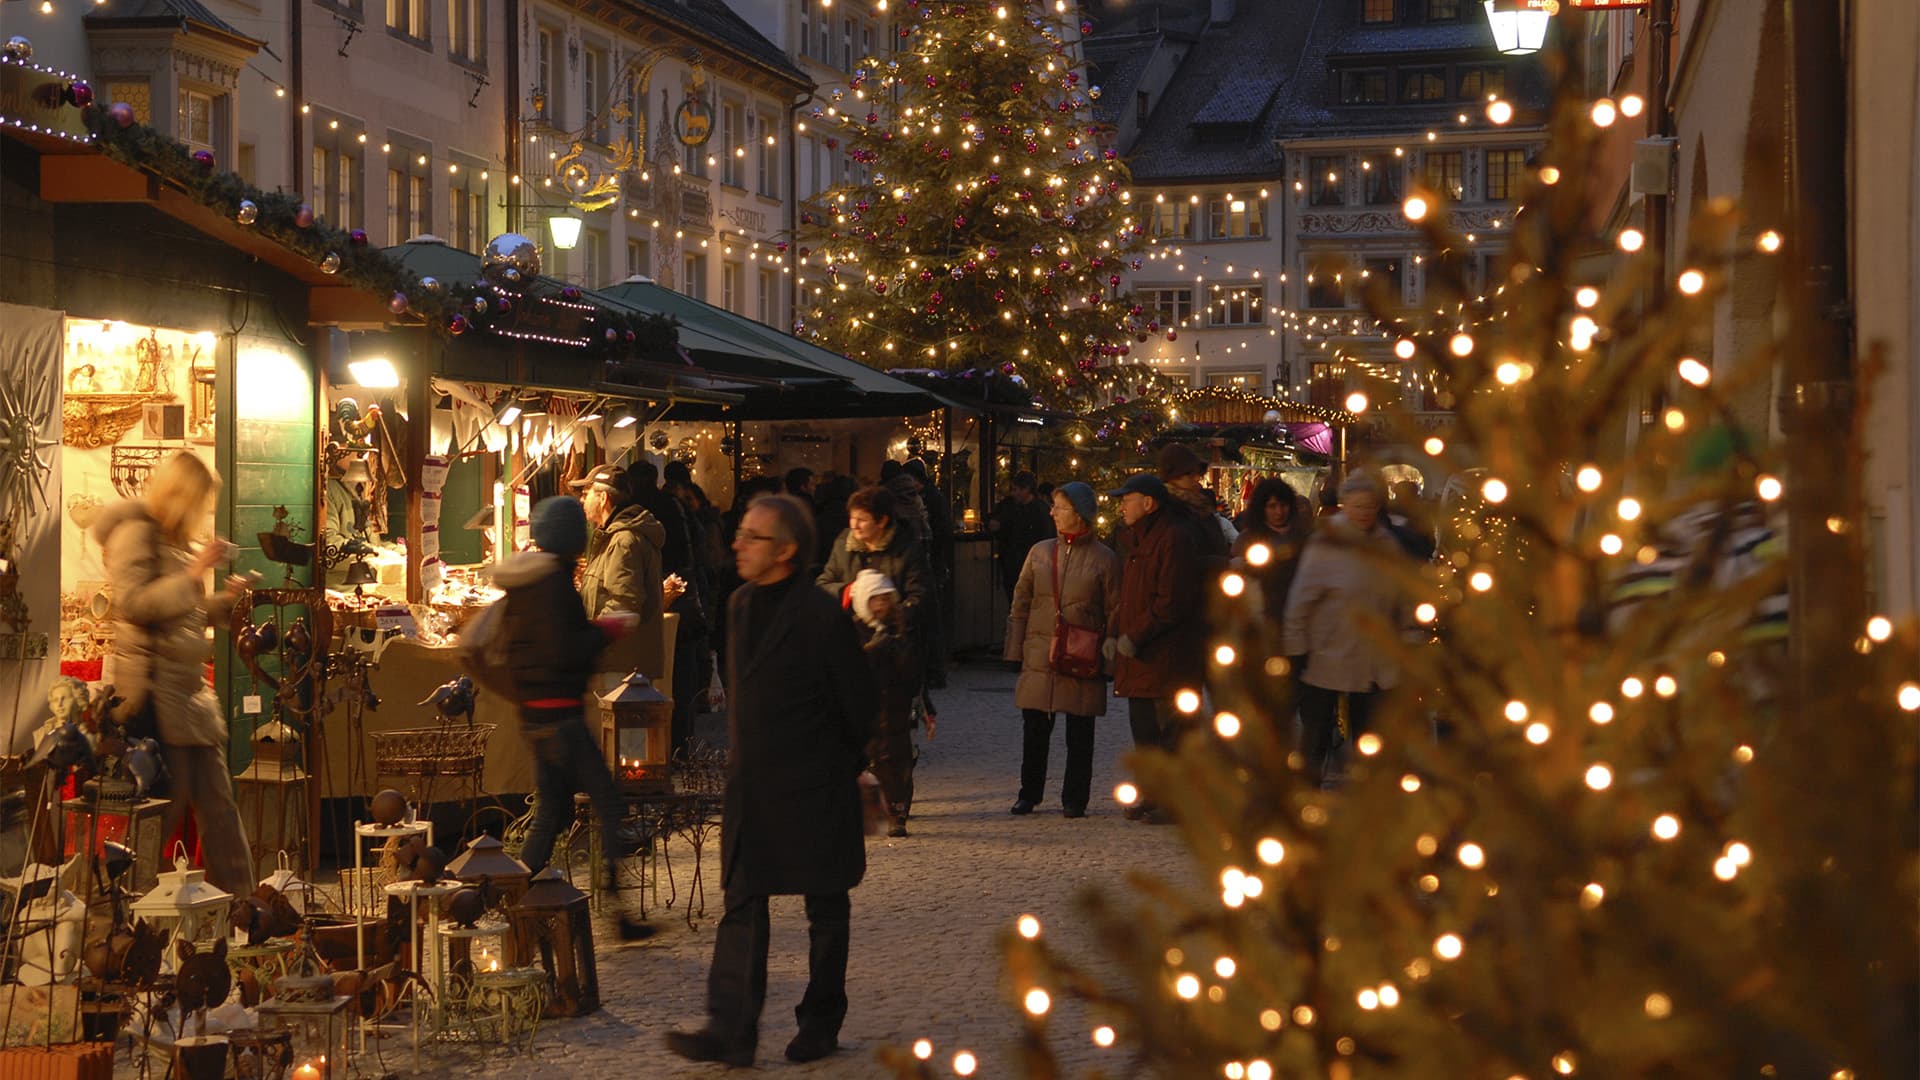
939,48 -> 1920,1080
796,0 -> 1176,412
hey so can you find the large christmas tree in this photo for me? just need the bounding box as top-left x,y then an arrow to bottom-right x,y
796,0 -> 1172,409
963,47 -> 1920,1080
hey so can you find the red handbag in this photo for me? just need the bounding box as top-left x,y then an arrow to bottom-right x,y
1047,542 -> 1103,679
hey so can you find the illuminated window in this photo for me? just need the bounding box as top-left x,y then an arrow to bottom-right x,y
1208,196 -> 1266,239
1458,66 -> 1507,101
1362,0 -> 1394,23
1423,150 -> 1464,200
1339,69 -> 1388,104
1309,156 -> 1345,206
1364,160 -> 1402,205
1484,148 -> 1528,201
1151,200 -> 1194,239
1138,287 -> 1194,326
1399,69 -> 1446,103
1208,283 -> 1266,327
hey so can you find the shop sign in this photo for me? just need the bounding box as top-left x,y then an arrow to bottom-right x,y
0,62 -> 89,141
1563,0 -> 1651,7
674,92 -> 712,147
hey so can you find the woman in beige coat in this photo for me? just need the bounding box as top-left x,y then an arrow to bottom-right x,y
93,451 -> 255,893
1004,482 -> 1120,818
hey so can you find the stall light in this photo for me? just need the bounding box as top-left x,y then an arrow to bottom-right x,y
1482,0 -> 1552,56
611,407 -> 638,429
346,357 -> 400,388
496,398 -> 525,427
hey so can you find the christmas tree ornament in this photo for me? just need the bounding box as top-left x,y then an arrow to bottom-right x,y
387,293 -> 409,315
419,276 -> 441,293
107,101 -> 135,127
348,229 -> 369,247
293,204 -> 315,228
191,150 -> 214,168
235,200 -> 258,225
2,36 -> 32,61
65,80 -> 93,108
318,253 -> 340,274
480,233 -> 541,289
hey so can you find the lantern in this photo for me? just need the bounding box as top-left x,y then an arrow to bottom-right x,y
598,671 -> 672,793
258,851 -> 315,917
129,853 -> 231,974
444,834 -> 531,908
235,722 -> 310,876
62,792 -> 169,893
255,976 -> 351,1080
1482,0 -> 1553,55
507,867 -> 597,1016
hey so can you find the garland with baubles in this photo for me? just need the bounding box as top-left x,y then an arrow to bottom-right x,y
55,83 -> 678,365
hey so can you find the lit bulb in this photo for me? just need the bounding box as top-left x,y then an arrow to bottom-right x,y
1576,466 -> 1603,492
1449,333 -> 1475,357
1866,615 -> 1893,641
1256,838 -> 1286,865
1175,974 -> 1201,999
1469,570 -> 1493,592
1214,712 -> 1242,738
1434,933 -> 1463,960
1481,478 -> 1509,503
1590,99 -> 1618,127
1618,497 -> 1642,521
1114,782 -> 1139,805
1651,814 -> 1681,841
1024,988 -> 1051,1015
1357,988 -> 1380,1010
1345,391 -> 1370,414
1620,94 -> 1645,117
1503,700 -> 1529,723
1575,285 -> 1600,308
1677,357 -> 1712,386
1725,841 -> 1752,867
1524,722 -> 1551,745
1457,842 -> 1486,868
1757,229 -> 1783,253
1581,882 -> 1606,909
1215,956 -> 1237,978
1423,436 -> 1445,455
1485,99 -> 1514,124
1756,474 -> 1784,501
1677,269 -> 1706,295
1414,602 -> 1437,624
1092,1026 -> 1116,1047
1589,702 -> 1615,724
1899,683 -> 1920,711
1584,764 -> 1613,790
1403,195 -> 1429,221
1395,338 -> 1417,359
1644,993 -> 1672,1019
1617,228 -> 1646,253
1017,914 -> 1042,939
1495,361 -> 1522,385
953,1051 -> 977,1076
1175,689 -> 1202,714
1245,543 -> 1271,566
1222,572 -> 1246,596
1622,676 -> 1646,698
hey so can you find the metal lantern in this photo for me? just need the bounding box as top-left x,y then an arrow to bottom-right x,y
507,867 -> 597,1017
256,976 -> 351,1080
598,671 -> 672,793
236,721 -> 311,876
62,793 -> 169,892
1482,0 -> 1553,55
129,853 -> 231,974
258,851 -> 315,917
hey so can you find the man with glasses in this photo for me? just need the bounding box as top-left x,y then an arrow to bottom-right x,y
668,494 -> 874,1068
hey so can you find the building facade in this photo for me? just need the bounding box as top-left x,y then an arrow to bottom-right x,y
513,0 -> 808,323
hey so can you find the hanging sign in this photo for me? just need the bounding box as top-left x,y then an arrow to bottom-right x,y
674,72 -> 713,147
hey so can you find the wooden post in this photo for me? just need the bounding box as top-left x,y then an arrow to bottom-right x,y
404,342 -> 432,604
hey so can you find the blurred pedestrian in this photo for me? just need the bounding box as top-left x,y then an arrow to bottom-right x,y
667,495 -> 872,1067
785,467 -> 816,503
990,471 -> 1054,602
495,495 -> 653,936
95,451 -> 254,893
1004,482 -> 1119,819
1106,473 -> 1206,825
819,485 -> 937,724
1234,477 -> 1316,627
1282,471 -> 1405,787
632,461 -> 706,758
1157,443 -> 1237,558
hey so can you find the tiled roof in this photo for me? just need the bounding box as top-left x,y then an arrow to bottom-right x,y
1271,7 -> 1552,138
642,0 -> 810,86
1085,35 -> 1154,125
1116,0 -> 1325,183
84,0 -> 258,44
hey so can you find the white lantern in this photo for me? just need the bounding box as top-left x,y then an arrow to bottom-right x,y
130,853 -> 232,974
1483,0 -> 1553,55
259,851 -> 315,916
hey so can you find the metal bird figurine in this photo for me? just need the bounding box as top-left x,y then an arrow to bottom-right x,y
418,674 -> 476,724
30,720 -> 95,773
124,737 -> 163,799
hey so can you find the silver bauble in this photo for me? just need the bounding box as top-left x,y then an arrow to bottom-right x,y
235,199 -> 258,225
1088,85 -> 1102,100
648,429 -> 670,451
472,295 -> 490,314
3,36 -> 32,62
419,276 -> 442,294
319,252 -> 341,274
480,233 -> 540,289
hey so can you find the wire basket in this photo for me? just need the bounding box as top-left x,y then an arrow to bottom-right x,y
371,723 -> 495,809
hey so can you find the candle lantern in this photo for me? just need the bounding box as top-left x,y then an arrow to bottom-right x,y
235,721 -> 310,875
129,853 -> 231,974
507,867 -> 597,1017
598,671 -> 672,793
256,976 -> 351,1080
62,792 -> 169,892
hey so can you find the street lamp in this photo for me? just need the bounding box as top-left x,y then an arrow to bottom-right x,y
1483,0 -> 1554,55
547,212 -> 583,250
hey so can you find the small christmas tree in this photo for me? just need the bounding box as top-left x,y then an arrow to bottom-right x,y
796,0 -> 1177,411
969,53 -> 1920,1080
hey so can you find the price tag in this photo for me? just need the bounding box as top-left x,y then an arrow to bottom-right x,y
243,695 -> 263,714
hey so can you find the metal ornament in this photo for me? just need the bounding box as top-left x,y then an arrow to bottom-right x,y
479,233 -> 541,289
0,360 -> 59,526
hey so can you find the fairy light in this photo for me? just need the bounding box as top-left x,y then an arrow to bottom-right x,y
1589,702 -> 1615,724
1866,615 -> 1893,641
1584,764 -> 1613,790
1756,474 -> 1784,501
1256,838 -> 1286,865
1356,733 -> 1382,756
1503,701 -> 1529,723
1482,478 -> 1509,503
1214,712 -> 1243,738
1757,229 -> 1783,252
1644,993 -> 1672,1019
1024,988 -> 1052,1015
1345,391 -> 1370,414
1222,573 -> 1247,596
1590,99 -> 1618,127
1617,497 -> 1642,521
1575,286 -> 1600,308
1651,814 -> 1681,841
1449,332 -> 1475,357
1115,782 -> 1139,805
1424,436 -> 1445,455
1414,603 -> 1437,623
1622,677 -> 1646,698
1599,534 -> 1624,556
1403,195 -> 1430,222
1576,466 -> 1603,492
1175,974 -> 1202,999
1654,675 -> 1678,698
1524,722 -> 1551,745
1017,914 -> 1042,939
953,1050 -> 977,1075
1401,773 -> 1422,792
1620,93 -> 1646,118
1092,1026 -> 1116,1047
914,1039 -> 934,1060
1617,228 -> 1646,253
1456,842 -> 1486,869
1395,338 -> 1417,359
1175,689 -> 1202,714
1898,683 -> 1920,711
1486,99 -> 1514,124
1434,933 -> 1463,960
1215,956 -> 1237,979
1469,571 -> 1494,592
1725,841 -> 1752,867
1677,357 -> 1712,386
1676,269 -> 1706,295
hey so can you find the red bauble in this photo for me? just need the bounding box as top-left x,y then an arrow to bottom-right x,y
191,150 -> 215,168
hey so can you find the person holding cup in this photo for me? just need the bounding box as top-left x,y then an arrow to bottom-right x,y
92,450 -> 255,893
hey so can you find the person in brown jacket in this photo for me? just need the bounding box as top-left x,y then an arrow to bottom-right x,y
1004,482 -> 1120,818
1106,473 -> 1206,824
93,451 -> 255,893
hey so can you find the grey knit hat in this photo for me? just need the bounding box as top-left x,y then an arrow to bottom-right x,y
530,495 -> 588,558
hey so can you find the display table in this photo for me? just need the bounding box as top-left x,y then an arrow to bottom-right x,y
320,616 -> 677,799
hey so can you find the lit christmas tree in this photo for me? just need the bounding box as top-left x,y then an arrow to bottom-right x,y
796,0 -> 1177,411
919,55 -> 1920,1080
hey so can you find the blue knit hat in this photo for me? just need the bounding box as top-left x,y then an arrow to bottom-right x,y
530,495 -> 588,558
1056,481 -> 1097,526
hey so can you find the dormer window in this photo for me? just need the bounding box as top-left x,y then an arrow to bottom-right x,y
1362,0 -> 1395,23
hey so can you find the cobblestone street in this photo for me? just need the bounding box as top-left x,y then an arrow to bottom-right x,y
404,662 -> 1188,1078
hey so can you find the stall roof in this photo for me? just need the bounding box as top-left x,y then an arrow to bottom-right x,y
594,279 -> 929,399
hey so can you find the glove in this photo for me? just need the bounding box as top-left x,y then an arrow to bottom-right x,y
1116,635 -> 1138,659
1101,637 -> 1117,662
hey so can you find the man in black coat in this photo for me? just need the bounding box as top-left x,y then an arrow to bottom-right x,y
667,494 -> 874,1068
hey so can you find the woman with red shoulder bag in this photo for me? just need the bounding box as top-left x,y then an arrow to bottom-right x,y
1004,482 -> 1120,818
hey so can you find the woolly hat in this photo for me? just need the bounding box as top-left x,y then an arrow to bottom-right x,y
1156,442 -> 1208,480
529,495 -> 588,558
850,569 -> 899,628
1056,481 -> 1097,527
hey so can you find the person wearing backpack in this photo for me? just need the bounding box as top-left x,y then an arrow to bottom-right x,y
491,495 -> 653,937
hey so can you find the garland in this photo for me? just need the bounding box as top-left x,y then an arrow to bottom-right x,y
68,98 -> 680,367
